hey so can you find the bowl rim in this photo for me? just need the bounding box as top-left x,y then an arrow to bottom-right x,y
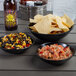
0,33 -> 35,51
37,42 -> 75,62
28,23 -> 74,36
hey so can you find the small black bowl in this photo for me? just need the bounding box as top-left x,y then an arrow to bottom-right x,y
0,34 -> 34,54
28,23 -> 74,42
37,42 -> 75,65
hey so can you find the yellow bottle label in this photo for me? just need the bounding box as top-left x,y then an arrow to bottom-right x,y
5,10 -> 17,28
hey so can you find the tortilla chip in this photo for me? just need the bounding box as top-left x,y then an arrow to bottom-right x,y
34,17 -> 52,34
50,27 -> 62,33
34,14 -> 44,22
34,14 -> 43,19
56,16 -> 69,32
62,14 -> 74,28
46,14 -> 56,22
46,14 -> 55,18
29,26 -> 37,32
30,18 -> 36,23
61,17 -> 66,23
30,14 -> 44,23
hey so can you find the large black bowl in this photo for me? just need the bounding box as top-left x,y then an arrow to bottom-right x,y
37,42 -> 75,65
28,23 -> 74,42
0,33 -> 34,54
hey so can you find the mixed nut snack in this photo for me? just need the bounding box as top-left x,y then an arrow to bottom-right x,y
0,33 -> 32,50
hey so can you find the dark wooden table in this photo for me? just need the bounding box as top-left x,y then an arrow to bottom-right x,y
0,11 -> 76,76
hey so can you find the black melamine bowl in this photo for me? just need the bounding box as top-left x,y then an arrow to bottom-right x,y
28,23 -> 74,42
37,42 -> 75,65
0,33 -> 34,54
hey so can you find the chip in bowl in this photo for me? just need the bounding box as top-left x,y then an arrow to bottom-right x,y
34,17 -> 52,34
62,14 -> 74,28
29,14 -> 74,34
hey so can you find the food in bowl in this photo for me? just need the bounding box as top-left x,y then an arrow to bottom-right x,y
38,44 -> 72,60
0,33 -> 32,50
29,14 -> 74,34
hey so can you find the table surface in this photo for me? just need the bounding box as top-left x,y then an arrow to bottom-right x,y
0,11 -> 76,76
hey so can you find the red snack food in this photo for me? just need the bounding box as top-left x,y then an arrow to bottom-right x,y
38,44 -> 72,60
11,47 -> 15,49
26,44 -> 30,47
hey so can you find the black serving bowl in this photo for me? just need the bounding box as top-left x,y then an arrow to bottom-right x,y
28,23 -> 74,42
37,42 -> 75,65
0,33 -> 34,54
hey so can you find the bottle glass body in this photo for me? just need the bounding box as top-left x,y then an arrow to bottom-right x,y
4,0 -> 17,31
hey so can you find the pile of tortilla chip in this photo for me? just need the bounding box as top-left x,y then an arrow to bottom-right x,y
29,14 -> 74,34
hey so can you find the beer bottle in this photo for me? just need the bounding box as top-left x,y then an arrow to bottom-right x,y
4,0 -> 18,31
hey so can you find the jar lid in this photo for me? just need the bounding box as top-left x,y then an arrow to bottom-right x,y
26,1 -> 34,6
34,1 -> 43,5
